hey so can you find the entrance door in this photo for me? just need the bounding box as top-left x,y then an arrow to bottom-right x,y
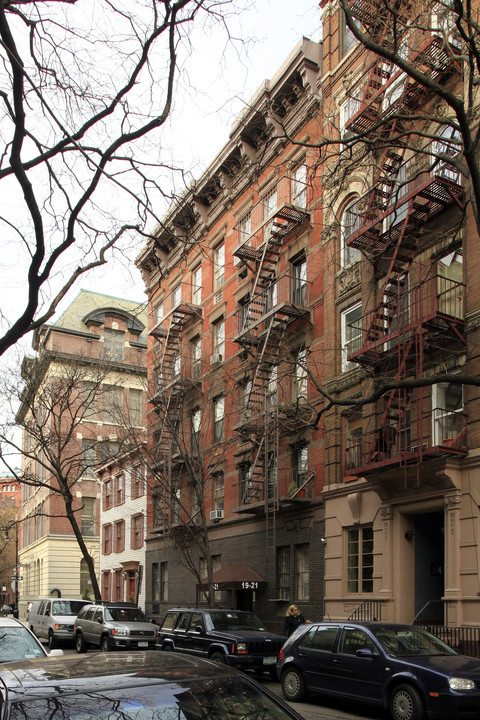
413,512 -> 444,622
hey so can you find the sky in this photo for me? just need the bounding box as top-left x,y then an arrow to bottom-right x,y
73,0 -> 322,307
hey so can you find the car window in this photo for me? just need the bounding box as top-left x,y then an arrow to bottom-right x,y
161,613 -> 178,631
338,628 -> 375,655
176,613 -> 190,631
52,601 -> 88,616
8,675 -> 297,719
82,607 -> 95,621
372,627 -> 457,657
93,609 -> 103,623
208,611 -> 265,631
303,625 -> 339,651
38,601 -> 47,615
107,608 -> 147,623
0,627 -> 45,662
189,613 -> 204,632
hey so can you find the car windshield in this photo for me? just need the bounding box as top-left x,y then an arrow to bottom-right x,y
207,611 -> 265,632
106,607 -> 148,623
373,627 -> 458,657
9,676 -> 296,719
52,601 -> 88,616
0,627 -> 45,662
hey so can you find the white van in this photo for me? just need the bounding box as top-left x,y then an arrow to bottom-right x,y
29,598 -> 92,648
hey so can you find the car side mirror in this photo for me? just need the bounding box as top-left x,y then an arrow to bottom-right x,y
98,618 -> 103,624
45,610 -> 50,617
356,648 -> 375,658
48,649 -> 64,657
194,625 -> 204,634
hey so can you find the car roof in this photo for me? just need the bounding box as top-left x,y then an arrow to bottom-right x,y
166,608 -> 252,613
0,651 -> 240,703
306,621 -> 415,631
0,618 -> 28,629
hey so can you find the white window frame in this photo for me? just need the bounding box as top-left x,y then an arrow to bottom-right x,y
292,163 -> 307,209
214,243 -> 225,289
192,266 -> 202,305
340,202 -> 361,268
341,302 -> 362,372
432,378 -> 463,445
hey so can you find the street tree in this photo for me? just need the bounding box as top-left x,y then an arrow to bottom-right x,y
0,0 -> 240,357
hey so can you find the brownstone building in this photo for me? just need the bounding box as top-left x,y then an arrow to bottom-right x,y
137,38 -> 326,629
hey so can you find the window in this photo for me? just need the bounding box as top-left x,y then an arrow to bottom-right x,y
114,569 -> 123,601
347,526 -> 374,593
267,366 -> 278,409
263,185 -> 277,219
102,571 -> 111,601
341,10 -> 358,56
171,487 -> 181,524
192,336 -> 202,377
131,514 -> 144,549
154,301 -> 164,327
102,384 -> 124,424
341,302 -> 362,371
294,347 -> 308,399
114,520 -> 125,553
81,497 -> 96,536
340,202 -> 361,267
192,266 -> 202,305
81,381 -> 98,420
131,465 -> 145,499
437,250 -> 463,317
103,524 -> 112,555
104,479 -> 113,511
339,627 -> 375,654
213,473 -> 224,513
293,445 -> 308,488
114,474 -> 125,505
238,210 -> 252,243
277,546 -> 290,600
339,89 -> 361,138
172,284 -> 182,307
80,559 -> 91,598
160,561 -> 168,601
213,395 -> 225,442
172,351 -> 181,379
292,163 -> 307,208
152,563 -> 160,602
128,388 -> 143,427
192,408 -> 201,451
214,243 -> 225,289
433,379 -> 463,445
295,544 -> 309,600
214,318 -> 225,360
292,255 -> 307,305
345,415 -> 363,471
81,439 -> 97,478
104,328 -> 124,362
305,625 -> 339,651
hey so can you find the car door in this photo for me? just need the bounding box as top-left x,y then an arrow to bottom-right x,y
39,601 -> 51,640
186,612 -> 208,658
296,624 -> 339,692
172,612 -> 191,653
90,607 -> 104,647
330,626 -> 386,702
80,607 -> 96,645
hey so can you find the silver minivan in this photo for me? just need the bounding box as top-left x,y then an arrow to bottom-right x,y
29,598 -> 92,648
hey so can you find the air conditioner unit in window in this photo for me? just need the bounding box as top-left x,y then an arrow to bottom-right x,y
210,353 -> 223,365
210,509 -> 224,521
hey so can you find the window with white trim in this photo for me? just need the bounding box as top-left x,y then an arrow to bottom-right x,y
341,302 -> 362,371
214,242 -> 225,289
347,525 -> 373,593
340,202 -> 361,267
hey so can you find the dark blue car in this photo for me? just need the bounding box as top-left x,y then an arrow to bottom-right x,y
277,621 -> 480,720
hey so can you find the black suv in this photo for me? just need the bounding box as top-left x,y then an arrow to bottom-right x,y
157,608 -> 285,676
74,602 -> 158,653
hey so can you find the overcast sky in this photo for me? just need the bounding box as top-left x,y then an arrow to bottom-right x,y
75,0 -> 322,306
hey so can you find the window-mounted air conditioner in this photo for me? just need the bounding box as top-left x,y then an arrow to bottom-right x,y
210,353 -> 223,365
210,509 -> 224,521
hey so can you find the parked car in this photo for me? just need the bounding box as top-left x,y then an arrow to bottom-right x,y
0,617 -> 63,662
277,620 -> 480,720
74,601 -> 158,652
0,650 -> 305,720
157,607 -> 285,677
28,597 -> 92,648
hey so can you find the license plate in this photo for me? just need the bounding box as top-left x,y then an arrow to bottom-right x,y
263,657 -> 276,665
138,641 -> 148,648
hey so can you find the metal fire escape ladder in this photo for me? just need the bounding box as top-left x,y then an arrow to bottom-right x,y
265,420 -> 280,556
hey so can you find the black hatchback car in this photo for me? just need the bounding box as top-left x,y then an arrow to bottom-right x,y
0,650 -> 305,720
277,621 -> 480,720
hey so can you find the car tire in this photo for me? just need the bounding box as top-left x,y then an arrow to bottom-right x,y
162,644 -> 173,652
390,683 -> 424,720
281,667 -> 306,702
101,635 -> 111,653
48,631 -> 57,650
76,633 -> 87,654
210,651 -> 226,664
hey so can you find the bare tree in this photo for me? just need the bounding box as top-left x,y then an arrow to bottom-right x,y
0,357 -> 138,602
0,0 -> 239,357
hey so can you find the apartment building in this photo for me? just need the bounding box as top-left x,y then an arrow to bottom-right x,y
17,290 -> 147,606
137,38 -> 325,629
320,0 -> 480,629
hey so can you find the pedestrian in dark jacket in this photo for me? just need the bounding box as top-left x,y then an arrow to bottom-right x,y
283,604 -> 309,637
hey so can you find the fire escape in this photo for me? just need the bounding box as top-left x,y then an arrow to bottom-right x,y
342,12 -> 465,478
232,174 -> 311,552
148,284 -> 202,530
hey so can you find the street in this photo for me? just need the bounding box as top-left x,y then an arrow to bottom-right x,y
58,644 -> 387,720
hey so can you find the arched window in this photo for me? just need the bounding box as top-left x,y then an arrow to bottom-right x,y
340,201 -> 361,267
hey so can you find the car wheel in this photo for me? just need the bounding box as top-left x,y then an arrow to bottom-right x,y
76,633 -> 87,654
281,667 -> 306,702
162,644 -> 173,652
390,684 -> 424,720
101,636 -> 111,653
48,631 -> 57,650
210,651 -> 226,664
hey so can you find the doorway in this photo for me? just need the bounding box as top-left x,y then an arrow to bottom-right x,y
412,512 -> 444,622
